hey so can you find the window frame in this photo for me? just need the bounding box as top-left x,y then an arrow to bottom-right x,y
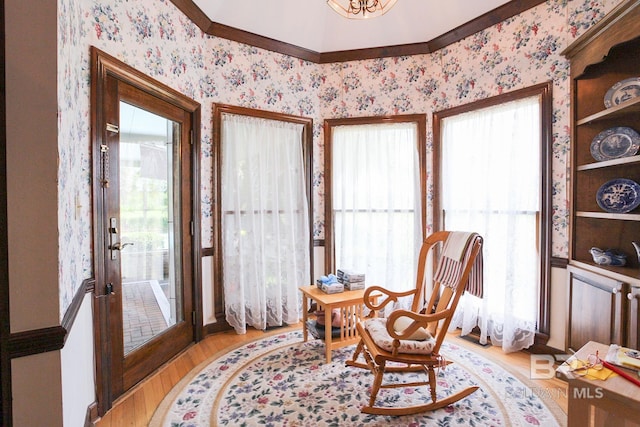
432,82 -> 553,340
323,114 -> 427,273
212,103 -> 314,331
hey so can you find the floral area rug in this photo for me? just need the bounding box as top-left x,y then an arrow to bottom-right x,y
151,330 -> 566,426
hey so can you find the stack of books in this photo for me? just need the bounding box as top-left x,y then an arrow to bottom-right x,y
337,269 -> 365,290
305,319 -> 342,339
320,282 -> 344,294
316,274 -> 344,293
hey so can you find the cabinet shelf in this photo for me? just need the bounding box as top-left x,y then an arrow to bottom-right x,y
571,260 -> 640,287
577,97 -> 640,126
575,211 -> 640,221
577,155 -> 640,171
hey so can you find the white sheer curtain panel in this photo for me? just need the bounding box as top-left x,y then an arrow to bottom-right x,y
221,113 -> 310,334
442,96 -> 540,353
332,122 -> 422,312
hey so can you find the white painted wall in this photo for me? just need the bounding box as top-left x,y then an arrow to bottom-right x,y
61,295 -> 95,427
313,246 -> 326,283
202,256 -> 216,324
548,266 -> 567,351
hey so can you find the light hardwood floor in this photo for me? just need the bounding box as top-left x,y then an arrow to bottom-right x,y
93,324 -> 568,426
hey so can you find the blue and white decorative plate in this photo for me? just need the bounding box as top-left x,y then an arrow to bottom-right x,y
590,126 -> 640,161
604,77 -> 640,108
596,178 -> 640,213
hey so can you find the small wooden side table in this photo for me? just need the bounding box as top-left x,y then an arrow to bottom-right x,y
299,285 -> 376,363
556,340 -> 640,427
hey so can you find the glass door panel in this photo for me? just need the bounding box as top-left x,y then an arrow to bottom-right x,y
119,101 -> 182,355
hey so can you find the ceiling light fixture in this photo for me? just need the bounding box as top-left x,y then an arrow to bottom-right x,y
327,0 -> 398,19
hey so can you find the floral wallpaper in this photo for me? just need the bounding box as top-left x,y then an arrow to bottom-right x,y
56,0 -> 623,317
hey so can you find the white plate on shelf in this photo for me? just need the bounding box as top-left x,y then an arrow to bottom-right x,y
596,178 -> 640,213
590,126 -> 640,161
604,77 -> 640,108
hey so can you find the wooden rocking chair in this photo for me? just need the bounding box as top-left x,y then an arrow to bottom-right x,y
346,230 -> 483,415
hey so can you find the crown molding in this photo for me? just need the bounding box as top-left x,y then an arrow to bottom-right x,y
170,0 -> 546,63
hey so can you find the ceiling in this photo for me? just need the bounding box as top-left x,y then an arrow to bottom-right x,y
176,0 -> 545,62
191,0 -> 513,52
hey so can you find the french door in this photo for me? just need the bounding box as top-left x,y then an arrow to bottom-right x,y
91,48 -> 201,412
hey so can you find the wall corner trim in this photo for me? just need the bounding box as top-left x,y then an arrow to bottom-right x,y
550,257 -> 568,269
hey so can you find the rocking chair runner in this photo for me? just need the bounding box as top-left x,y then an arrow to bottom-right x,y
346,230 -> 483,416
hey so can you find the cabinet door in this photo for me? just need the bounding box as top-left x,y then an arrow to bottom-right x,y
628,286 -> 640,349
567,266 -> 625,352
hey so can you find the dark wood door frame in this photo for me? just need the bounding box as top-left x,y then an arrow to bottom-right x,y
91,47 -> 202,414
0,0 -> 11,424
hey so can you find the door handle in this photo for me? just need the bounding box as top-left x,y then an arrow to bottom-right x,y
107,217 -> 133,258
110,242 -> 134,251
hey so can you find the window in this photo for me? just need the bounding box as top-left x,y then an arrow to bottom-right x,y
433,83 -> 552,352
213,104 -> 313,333
324,115 -> 426,305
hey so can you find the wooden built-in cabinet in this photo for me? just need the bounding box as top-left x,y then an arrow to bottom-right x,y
629,285 -> 640,349
563,0 -> 640,352
566,266 -> 624,351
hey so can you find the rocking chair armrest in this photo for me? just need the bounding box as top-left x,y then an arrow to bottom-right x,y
385,309 -> 452,340
363,286 -> 418,312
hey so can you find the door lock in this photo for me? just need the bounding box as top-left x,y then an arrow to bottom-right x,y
108,217 -> 133,259
105,283 -> 115,295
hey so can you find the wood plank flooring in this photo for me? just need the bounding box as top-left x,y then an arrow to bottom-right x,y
93,325 -> 568,426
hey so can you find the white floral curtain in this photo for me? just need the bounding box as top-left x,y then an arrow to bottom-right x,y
221,113 -> 310,334
442,96 -> 540,353
332,122 -> 422,310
